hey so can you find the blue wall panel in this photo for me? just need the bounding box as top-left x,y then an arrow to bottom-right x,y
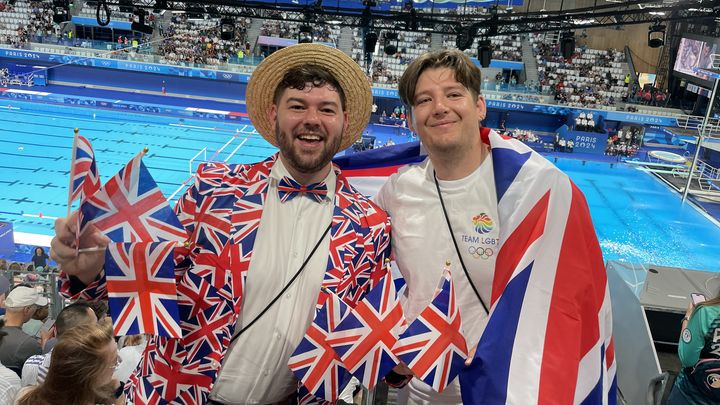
47,64 -> 247,100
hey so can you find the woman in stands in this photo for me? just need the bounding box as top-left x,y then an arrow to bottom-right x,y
667,292 -> 720,404
30,247 -> 48,271
14,320 -> 125,405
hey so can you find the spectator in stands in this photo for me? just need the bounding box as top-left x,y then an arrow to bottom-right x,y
0,286 -> 47,375
667,292 -> 720,404
21,302 -> 48,338
31,247 -> 48,271
114,334 -> 148,382
22,300 -> 97,385
88,300 -> 109,323
0,319 -> 21,405
14,320 -> 125,405
654,90 -> 667,107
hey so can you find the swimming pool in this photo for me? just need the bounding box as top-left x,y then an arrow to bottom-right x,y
1,101 -> 719,272
554,158 -> 720,272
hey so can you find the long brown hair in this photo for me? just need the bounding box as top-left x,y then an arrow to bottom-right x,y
15,320 -> 117,405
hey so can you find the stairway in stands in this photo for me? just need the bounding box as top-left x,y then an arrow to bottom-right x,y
246,17 -> 265,51
338,26 -> 354,56
521,35 -> 539,83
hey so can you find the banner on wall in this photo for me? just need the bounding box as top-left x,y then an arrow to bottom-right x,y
570,131 -> 606,154
0,48 -> 252,83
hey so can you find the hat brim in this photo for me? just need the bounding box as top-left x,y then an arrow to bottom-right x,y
246,43 -> 372,152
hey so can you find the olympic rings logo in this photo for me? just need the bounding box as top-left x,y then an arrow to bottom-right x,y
468,246 -> 494,260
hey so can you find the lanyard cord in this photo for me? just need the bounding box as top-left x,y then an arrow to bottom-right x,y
433,170 -> 489,315
229,222 -> 333,345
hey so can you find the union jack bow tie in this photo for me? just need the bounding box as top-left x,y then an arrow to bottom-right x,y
278,176 -> 328,203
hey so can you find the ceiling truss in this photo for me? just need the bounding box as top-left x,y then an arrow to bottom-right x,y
94,0 -> 720,36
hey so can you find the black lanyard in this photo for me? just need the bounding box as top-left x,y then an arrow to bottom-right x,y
433,170 -> 489,315
229,222 -> 333,345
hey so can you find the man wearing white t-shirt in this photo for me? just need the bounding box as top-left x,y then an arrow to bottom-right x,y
376,48 -> 497,405
376,50 -> 613,404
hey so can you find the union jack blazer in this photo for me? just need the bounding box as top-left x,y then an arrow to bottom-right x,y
60,154 -> 392,404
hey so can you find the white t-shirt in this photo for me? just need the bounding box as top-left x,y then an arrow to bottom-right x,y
376,155 -> 500,404
210,159 -> 335,404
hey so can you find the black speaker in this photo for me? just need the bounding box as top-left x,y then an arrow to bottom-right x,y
364,31 -> 378,54
220,18 -> 234,41
384,31 -> 398,54
298,25 -> 313,44
478,39 -> 492,68
53,7 -> 69,23
456,26 -> 475,51
131,22 -> 154,35
561,34 -> 575,59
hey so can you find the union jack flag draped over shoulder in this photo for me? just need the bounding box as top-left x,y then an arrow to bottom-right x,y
68,133 -> 100,204
458,130 -> 616,404
334,129 -> 616,404
80,152 -> 188,243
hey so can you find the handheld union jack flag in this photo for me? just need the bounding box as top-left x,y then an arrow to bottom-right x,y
80,152 -> 188,242
327,273 -> 404,390
68,133 -> 101,204
289,290 -> 353,402
105,241 -> 181,337
393,269 -> 467,393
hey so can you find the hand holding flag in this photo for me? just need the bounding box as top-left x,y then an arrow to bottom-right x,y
392,265 -> 468,394
289,290 -> 353,402
80,150 -> 188,243
327,272 -> 404,390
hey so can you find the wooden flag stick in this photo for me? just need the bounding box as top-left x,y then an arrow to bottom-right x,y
78,240 -> 189,254
65,128 -> 79,217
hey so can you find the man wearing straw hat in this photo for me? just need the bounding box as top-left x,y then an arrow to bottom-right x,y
50,44 -> 392,404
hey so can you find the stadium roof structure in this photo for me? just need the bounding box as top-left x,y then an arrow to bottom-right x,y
95,0 -> 720,36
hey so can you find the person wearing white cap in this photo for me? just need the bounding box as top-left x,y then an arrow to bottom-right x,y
0,286 -> 47,374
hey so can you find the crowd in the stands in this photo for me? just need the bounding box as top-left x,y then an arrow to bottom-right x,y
605,127 -> 641,157
532,32 -> 630,109
157,14 -> 252,65
0,3 -> 687,118
0,0 -> 60,48
352,28 -> 432,86
259,16 -> 339,46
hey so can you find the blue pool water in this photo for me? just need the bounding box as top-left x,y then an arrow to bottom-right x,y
1,101 -> 719,272
554,158 -> 720,272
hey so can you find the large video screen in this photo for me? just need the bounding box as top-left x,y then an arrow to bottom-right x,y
674,37 -> 717,80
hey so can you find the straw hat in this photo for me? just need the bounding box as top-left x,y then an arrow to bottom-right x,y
246,43 -> 372,151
